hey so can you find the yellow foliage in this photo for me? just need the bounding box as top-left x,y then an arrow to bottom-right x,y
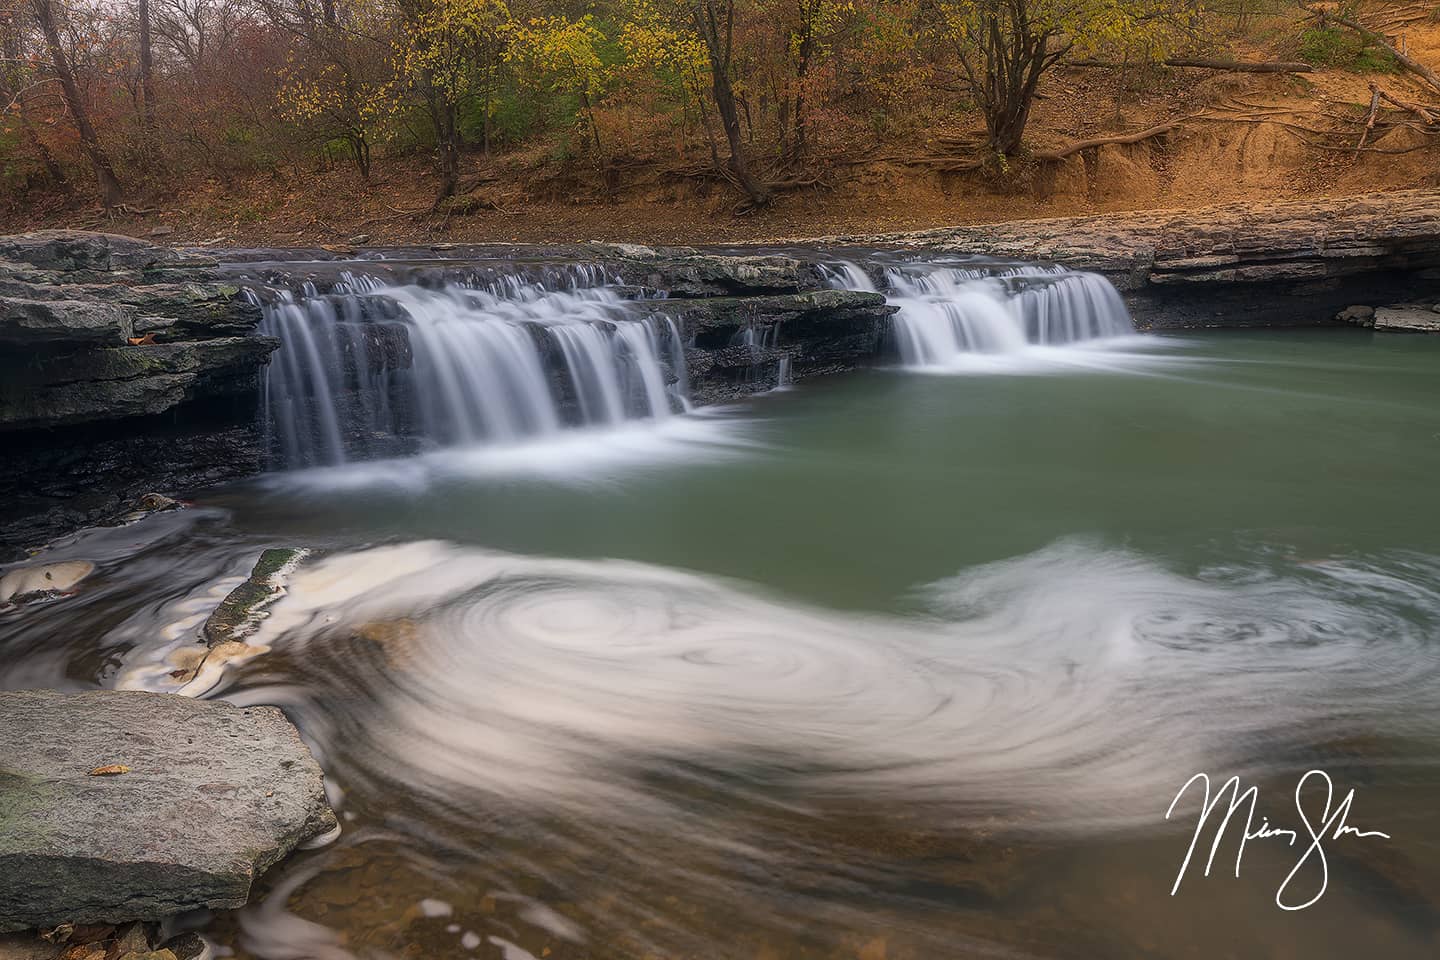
933,0 -> 1200,63
393,0 -> 514,99
506,14 -> 612,98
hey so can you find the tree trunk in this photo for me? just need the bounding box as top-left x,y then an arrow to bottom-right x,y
138,0 -> 155,127
691,0 -> 769,207
30,0 -> 126,206
579,89 -> 603,155
347,133 -> 371,180
424,86 -> 460,203
1066,57 -> 1314,73
983,33 -> 1048,157
689,69 -> 723,170
788,3 -> 815,166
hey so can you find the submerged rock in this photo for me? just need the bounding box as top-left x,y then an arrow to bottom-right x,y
0,560 -> 94,605
203,548 -> 310,647
0,689 -> 337,933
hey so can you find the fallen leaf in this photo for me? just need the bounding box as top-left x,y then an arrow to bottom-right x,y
126,333 -> 157,346
88,764 -> 131,776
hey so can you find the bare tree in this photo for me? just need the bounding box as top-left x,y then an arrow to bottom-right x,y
139,0 -> 155,126
29,0 -> 126,204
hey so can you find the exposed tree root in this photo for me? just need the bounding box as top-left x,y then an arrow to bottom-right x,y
1371,84 -> 1440,125
1031,120 -> 1187,161
1356,86 -> 1383,154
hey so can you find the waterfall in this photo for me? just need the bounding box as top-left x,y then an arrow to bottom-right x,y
825,260 -> 1133,367
256,272 -> 689,468
254,254 -> 1135,469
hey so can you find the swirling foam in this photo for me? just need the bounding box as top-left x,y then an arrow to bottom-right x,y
236,538 -> 1440,833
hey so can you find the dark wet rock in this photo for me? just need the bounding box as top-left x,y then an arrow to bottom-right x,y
204,548 -> 310,647
639,290 -> 893,405
644,289 -> 892,339
1337,304 -> 1376,325
0,419 -> 263,562
0,689 -> 337,933
0,338 -> 279,432
0,232 -> 275,555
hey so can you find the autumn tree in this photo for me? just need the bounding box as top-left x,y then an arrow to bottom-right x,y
773,0 -> 853,165
507,14 -> 609,155
266,0 -> 389,179
687,0 -> 768,205
620,0 -> 719,163
394,0 -> 512,201
0,0 -> 72,193
150,0 -> 249,74
930,0 -> 1198,159
28,0 -> 126,205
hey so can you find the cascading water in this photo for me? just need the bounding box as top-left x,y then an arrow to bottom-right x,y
255,271 -> 689,468
824,259 -> 1133,367
255,254 -> 1136,469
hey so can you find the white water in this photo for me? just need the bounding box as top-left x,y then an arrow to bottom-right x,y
194,538 -> 1440,833
825,259 -> 1134,368
257,271 -> 688,468
256,256 -> 1136,469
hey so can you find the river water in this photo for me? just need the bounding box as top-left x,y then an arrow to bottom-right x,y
3,270 -> 1440,959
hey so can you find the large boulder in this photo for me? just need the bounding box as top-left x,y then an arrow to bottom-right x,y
0,689 -> 337,932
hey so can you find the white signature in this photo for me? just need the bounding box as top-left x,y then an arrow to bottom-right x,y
1165,769 -> 1391,910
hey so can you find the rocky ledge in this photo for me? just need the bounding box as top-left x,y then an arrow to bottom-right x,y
836,190 -> 1440,328
0,232 -> 271,558
4,197 -> 1436,553
0,688 -> 337,933
0,231 -> 270,429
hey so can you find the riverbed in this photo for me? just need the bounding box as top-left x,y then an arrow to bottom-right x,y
3,328 -> 1439,959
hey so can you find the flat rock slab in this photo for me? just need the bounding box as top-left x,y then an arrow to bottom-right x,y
0,689 -> 337,932
1374,306 -> 1440,333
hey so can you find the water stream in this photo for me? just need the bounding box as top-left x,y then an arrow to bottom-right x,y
3,252 -> 1439,960
257,272 -> 689,467
823,259 -> 1134,366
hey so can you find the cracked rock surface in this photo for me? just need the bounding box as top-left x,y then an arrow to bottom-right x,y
0,689 -> 337,932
